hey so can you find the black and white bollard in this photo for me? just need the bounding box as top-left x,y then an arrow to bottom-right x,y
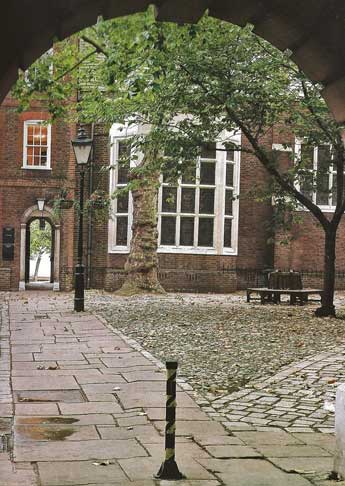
154,360 -> 185,480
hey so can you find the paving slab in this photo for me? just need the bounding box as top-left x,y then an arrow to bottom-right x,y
197,458 -> 313,485
256,445 -> 332,458
37,460 -> 128,485
59,401 -> 122,415
12,376 -> 79,391
269,456 -> 334,474
233,429 -> 304,445
204,444 -> 260,458
14,438 -> 148,462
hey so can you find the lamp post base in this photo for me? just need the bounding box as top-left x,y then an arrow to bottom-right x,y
74,263 -> 85,312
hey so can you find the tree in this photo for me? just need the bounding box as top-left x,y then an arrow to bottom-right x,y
29,219 -> 52,281
13,11 -> 345,313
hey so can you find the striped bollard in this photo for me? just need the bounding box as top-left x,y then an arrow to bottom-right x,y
154,360 -> 185,480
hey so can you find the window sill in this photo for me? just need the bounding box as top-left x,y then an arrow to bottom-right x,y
22,166 -> 52,171
108,247 -> 238,256
296,205 -> 335,213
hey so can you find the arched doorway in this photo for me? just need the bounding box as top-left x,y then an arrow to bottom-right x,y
19,205 -> 61,291
25,218 -> 54,289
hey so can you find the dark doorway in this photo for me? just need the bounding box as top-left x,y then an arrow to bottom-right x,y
25,218 -> 54,288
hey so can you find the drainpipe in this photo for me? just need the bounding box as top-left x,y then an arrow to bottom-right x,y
86,123 -> 95,289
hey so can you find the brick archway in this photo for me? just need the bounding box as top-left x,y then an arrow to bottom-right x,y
19,205 -> 61,291
1,1 -> 345,121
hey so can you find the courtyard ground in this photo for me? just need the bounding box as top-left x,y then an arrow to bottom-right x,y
0,290 -> 344,485
89,291 -> 345,425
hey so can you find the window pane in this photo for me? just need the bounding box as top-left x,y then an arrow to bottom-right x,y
199,188 -> 214,214
301,144 -> 314,169
162,158 -> 179,183
224,219 -> 232,247
27,147 -> 33,165
118,140 -> 130,159
117,141 -> 130,183
117,193 -> 128,213
116,217 -> 128,245
181,161 -> 196,184
161,216 -> 176,245
316,172 -> 329,205
118,165 -> 129,184
162,187 -> 177,212
300,172 -> 314,200
332,177 -> 337,206
198,218 -> 214,247
226,163 -> 234,187
316,145 -> 331,205
318,145 -> 331,169
200,162 -> 215,184
27,126 -> 34,144
226,144 -> 235,162
201,143 -> 216,159
180,217 -> 194,246
181,188 -> 195,213
41,126 -> 48,144
225,190 -> 233,216
33,125 -> 40,145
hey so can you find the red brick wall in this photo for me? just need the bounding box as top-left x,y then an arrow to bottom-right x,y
0,96 -> 76,290
274,213 -> 345,288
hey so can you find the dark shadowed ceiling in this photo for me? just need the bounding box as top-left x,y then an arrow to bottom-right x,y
2,1 -> 345,120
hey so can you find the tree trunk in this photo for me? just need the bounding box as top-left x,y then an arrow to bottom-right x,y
33,252 -> 43,281
315,228 -> 336,317
118,162 -> 165,296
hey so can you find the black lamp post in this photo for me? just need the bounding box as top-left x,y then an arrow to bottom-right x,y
71,127 -> 93,312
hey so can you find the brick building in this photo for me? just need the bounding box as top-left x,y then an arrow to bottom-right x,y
1,97 -> 344,293
0,95 -> 77,291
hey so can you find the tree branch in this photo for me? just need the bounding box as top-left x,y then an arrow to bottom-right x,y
178,61 -> 330,229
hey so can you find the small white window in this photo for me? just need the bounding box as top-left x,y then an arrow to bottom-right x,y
23,120 -> 51,169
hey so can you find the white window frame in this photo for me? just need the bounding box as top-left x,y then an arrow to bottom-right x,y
108,124 -> 137,253
295,139 -> 335,212
108,124 -> 241,255
22,120 -> 52,170
157,136 -> 241,255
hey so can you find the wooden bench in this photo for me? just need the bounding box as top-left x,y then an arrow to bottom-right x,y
246,287 -> 324,305
246,271 -> 323,305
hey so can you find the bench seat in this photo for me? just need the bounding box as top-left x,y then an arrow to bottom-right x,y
246,288 -> 324,305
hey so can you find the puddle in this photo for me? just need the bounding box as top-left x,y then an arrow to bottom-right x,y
16,416 -> 79,425
16,390 -> 84,403
16,425 -> 76,441
43,417 -> 79,425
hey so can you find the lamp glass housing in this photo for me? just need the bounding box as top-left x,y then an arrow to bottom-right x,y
71,128 -> 93,166
37,198 -> 45,211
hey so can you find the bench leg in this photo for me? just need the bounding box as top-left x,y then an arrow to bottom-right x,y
290,294 -> 296,305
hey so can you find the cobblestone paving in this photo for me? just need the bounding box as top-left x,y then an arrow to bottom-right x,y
204,348 -> 342,433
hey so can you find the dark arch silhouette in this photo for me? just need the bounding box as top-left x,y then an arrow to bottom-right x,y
2,1 -> 345,120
